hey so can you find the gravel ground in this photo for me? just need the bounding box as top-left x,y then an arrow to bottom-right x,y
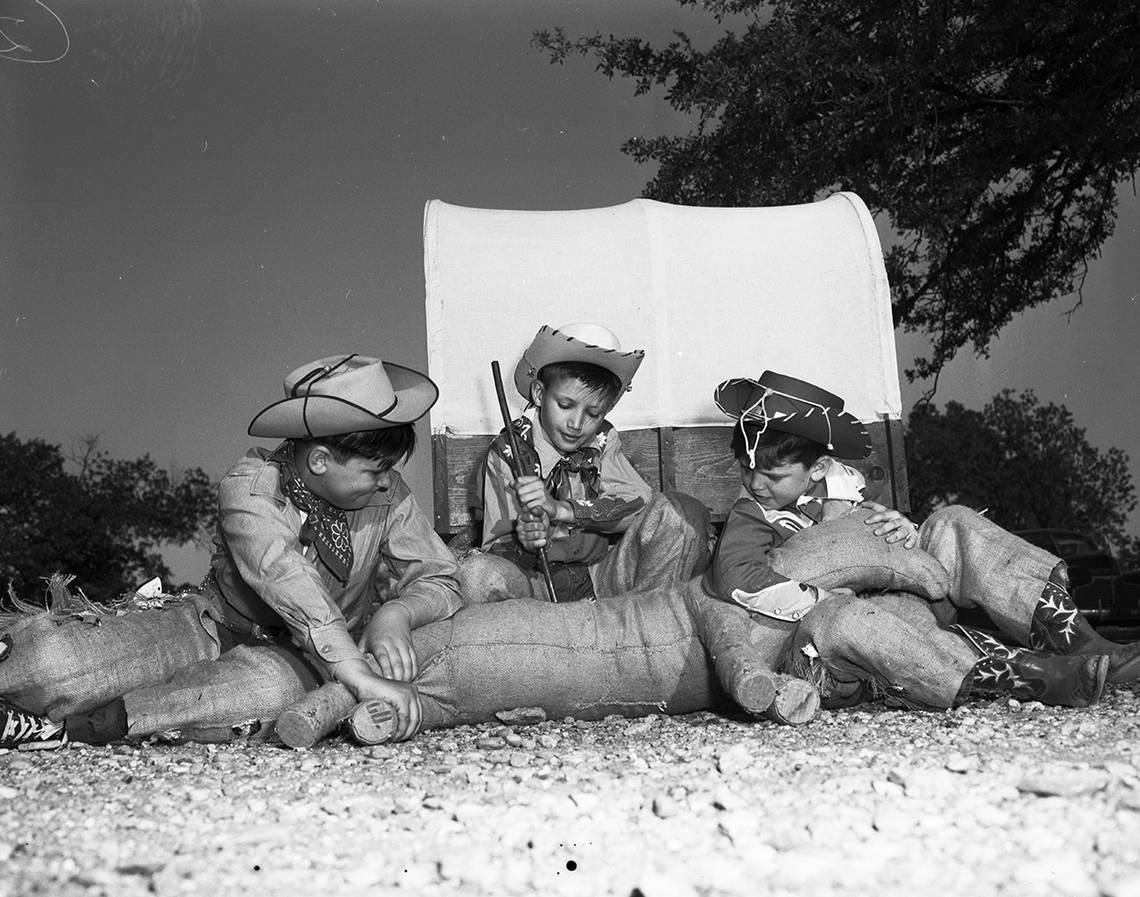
5,678 -> 1140,897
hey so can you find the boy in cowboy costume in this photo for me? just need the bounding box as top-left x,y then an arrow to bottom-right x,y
705,370 -> 1140,710
459,322 -> 711,603
0,354 -> 459,748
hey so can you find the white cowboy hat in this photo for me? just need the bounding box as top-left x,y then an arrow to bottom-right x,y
513,323 -> 645,401
714,370 -> 872,460
248,353 -> 439,438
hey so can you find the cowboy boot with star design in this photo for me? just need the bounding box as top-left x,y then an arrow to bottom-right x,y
953,624 -> 1109,708
1028,564 -> 1140,685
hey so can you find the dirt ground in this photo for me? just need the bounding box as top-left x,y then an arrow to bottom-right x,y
5,675 -> 1140,897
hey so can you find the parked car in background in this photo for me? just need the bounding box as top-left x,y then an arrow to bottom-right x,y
1015,529 -> 1140,623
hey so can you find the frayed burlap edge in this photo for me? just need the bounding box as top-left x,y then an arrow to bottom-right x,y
2,573 -> 191,631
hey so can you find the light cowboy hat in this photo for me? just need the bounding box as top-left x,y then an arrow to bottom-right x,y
513,323 -> 645,401
714,370 -> 872,460
248,353 -> 439,438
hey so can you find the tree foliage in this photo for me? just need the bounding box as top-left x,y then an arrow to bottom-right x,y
905,391 -> 1140,564
0,433 -> 216,605
534,0 -> 1140,383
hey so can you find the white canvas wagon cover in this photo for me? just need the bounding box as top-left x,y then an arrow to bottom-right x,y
424,192 -> 901,435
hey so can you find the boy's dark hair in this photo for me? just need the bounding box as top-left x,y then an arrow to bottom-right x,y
297,424 -> 417,467
731,423 -> 826,470
538,361 -> 622,405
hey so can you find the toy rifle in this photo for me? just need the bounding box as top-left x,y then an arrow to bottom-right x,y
491,360 -> 559,603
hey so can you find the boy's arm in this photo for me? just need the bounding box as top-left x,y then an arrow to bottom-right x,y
217,474 -> 361,667
360,477 -> 461,679
374,479 -> 461,627
320,657 -> 422,741
482,446 -> 577,561
705,500 -> 829,621
561,427 -> 651,535
219,468 -> 428,720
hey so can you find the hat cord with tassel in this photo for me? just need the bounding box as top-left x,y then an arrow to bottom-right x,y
738,386 -> 836,468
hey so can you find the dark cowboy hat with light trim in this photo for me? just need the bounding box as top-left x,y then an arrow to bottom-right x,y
714,370 -> 872,460
513,322 -> 645,401
248,353 -> 439,438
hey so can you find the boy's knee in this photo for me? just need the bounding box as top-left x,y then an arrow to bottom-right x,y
787,597 -> 871,707
642,491 -> 714,551
661,490 -> 711,529
456,553 -> 533,604
800,593 -> 877,650
0,616 -> 90,714
919,504 -> 979,541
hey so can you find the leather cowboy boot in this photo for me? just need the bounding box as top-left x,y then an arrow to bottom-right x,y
1029,563 -> 1140,685
953,625 -> 1109,708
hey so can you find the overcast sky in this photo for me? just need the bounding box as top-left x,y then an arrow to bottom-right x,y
4,0 -> 1137,585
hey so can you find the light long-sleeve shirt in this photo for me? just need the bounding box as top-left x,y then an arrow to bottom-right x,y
210,446 -> 461,667
703,459 -> 865,618
480,415 -> 652,566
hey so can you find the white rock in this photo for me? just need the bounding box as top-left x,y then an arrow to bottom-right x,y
1104,871 -> 1140,897
716,743 -> 752,776
973,803 -> 1011,827
945,752 -> 979,773
631,865 -> 699,897
1012,851 -> 1097,897
872,807 -> 914,835
1018,767 -> 1111,797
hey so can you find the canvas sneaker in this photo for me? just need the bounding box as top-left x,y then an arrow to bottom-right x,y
1,699 -> 68,750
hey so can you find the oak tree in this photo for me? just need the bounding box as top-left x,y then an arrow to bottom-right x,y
0,433 -> 216,605
535,0 -> 1140,383
905,391 -> 1140,565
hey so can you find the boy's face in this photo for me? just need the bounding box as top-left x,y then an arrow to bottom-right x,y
739,457 -> 826,511
532,377 -> 613,454
305,448 -> 395,510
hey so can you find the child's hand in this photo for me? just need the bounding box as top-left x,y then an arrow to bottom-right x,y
331,659 -> 422,741
516,508 -> 551,551
353,676 -> 422,742
512,475 -> 560,521
360,605 -> 417,681
859,500 -> 919,549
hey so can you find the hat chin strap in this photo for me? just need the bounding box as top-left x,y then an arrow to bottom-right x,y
738,387 -> 836,468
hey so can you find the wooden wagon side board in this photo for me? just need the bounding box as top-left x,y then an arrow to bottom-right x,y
432,418 -> 908,540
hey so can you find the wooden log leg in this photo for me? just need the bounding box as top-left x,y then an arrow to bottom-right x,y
683,581 -> 819,726
276,654 -> 397,748
698,598 -> 779,715
275,681 -> 356,749
764,674 -> 819,725
347,700 -> 398,744
277,684 -> 400,748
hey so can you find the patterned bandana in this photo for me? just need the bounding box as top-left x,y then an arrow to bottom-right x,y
271,443 -> 353,583
545,449 -> 602,502
492,417 -> 603,501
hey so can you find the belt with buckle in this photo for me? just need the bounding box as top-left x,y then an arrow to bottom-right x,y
200,572 -> 290,644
